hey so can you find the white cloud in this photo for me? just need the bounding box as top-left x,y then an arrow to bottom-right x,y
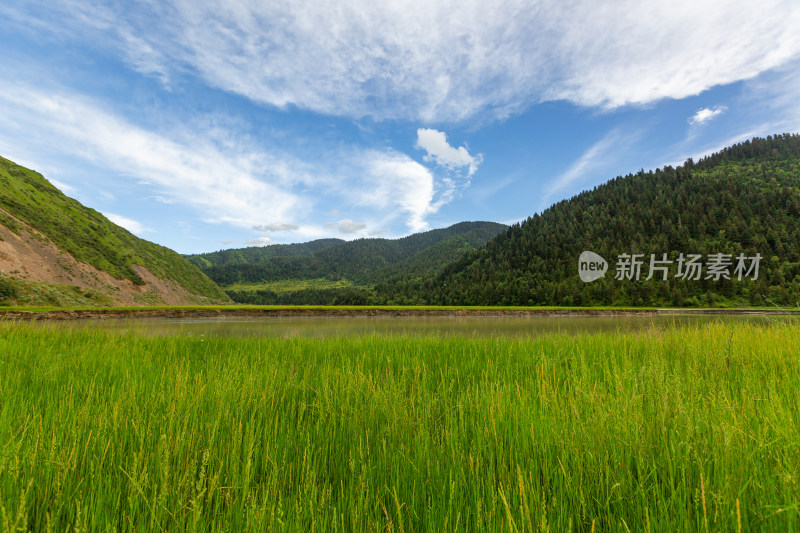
689,106 -> 727,125
361,151 -> 437,233
2,1 -> 172,84
14,0 -> 800,121
324,209 -> 340,216
369,228 -> 390,236
0,79 -> 466,241
117,27 -> 171,85
541,1 -> 800,110
252,223 -> 300,232
659,61 -> 800,169
243,236 -> 272,247
740,61 -> 800,134
337,220 -> 367,233
415,129 -> 481,176
104,212 -> 146,234
48,178 -> 76,195
0,83 -> 307,230
541,128 -> 638,210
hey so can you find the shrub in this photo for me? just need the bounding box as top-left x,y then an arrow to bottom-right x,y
0,275 -> 18,304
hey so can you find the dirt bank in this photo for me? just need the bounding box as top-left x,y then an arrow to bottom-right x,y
0,208 -> 220,306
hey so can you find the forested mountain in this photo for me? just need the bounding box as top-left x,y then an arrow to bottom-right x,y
378,134 -> 800,306
187,222 -> 507,303
0,156 -> 229,306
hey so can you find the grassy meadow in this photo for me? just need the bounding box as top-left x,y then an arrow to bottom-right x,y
223,279 -> 357,293
0,320 -> 798,531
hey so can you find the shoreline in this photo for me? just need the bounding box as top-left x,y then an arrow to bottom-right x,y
1,306 -> 799,321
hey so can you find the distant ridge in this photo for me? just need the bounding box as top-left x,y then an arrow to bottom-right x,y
187,238 -> 346,268
186,221 -> 507,304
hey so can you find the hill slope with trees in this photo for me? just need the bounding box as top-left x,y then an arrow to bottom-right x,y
378,134 -> 800,306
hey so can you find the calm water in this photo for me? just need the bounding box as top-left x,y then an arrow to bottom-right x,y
30,314 -> 792,338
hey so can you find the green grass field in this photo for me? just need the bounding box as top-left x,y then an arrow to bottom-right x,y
1,321 -> 798,531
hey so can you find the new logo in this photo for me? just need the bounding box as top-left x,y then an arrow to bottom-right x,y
578,251 -> 608,282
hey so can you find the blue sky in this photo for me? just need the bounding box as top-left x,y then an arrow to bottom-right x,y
1,1 -> 800,254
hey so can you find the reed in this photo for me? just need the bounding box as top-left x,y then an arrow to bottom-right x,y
0,321 -> 798,531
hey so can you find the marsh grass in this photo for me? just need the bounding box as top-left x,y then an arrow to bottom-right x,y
0,322 -> 798,531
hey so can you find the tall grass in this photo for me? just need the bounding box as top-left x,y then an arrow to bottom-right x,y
0,322 -> 798,531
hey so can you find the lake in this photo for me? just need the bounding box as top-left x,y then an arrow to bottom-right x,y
25,313 -> 793,338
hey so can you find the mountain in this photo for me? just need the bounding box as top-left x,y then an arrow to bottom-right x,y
10,134 -> 795,309
0,156 -> 229,306
187,222 -> 507,304
378,134 -> 800,307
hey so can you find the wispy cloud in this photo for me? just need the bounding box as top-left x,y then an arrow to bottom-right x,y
11,0 -> 800,122
0,81 -> 461,240
0,82 -> 307,229
104,212 -> 147,234
243,236 -> 272,247
662,60 -> 800,168
1,1 -> 172,88
689,106 -> 727,125
337,220 -> 367,234
48,178 -> 77,195
740,60 -> 800,134
541,129 -> 638,210
252,223 -> 300,232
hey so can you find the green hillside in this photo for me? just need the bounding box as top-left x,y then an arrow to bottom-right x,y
188,222 -> 507,304
0,156 -> 228,303
379,134 -> 800,306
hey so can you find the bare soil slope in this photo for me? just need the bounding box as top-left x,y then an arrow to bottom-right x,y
0,207 -> 213,306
